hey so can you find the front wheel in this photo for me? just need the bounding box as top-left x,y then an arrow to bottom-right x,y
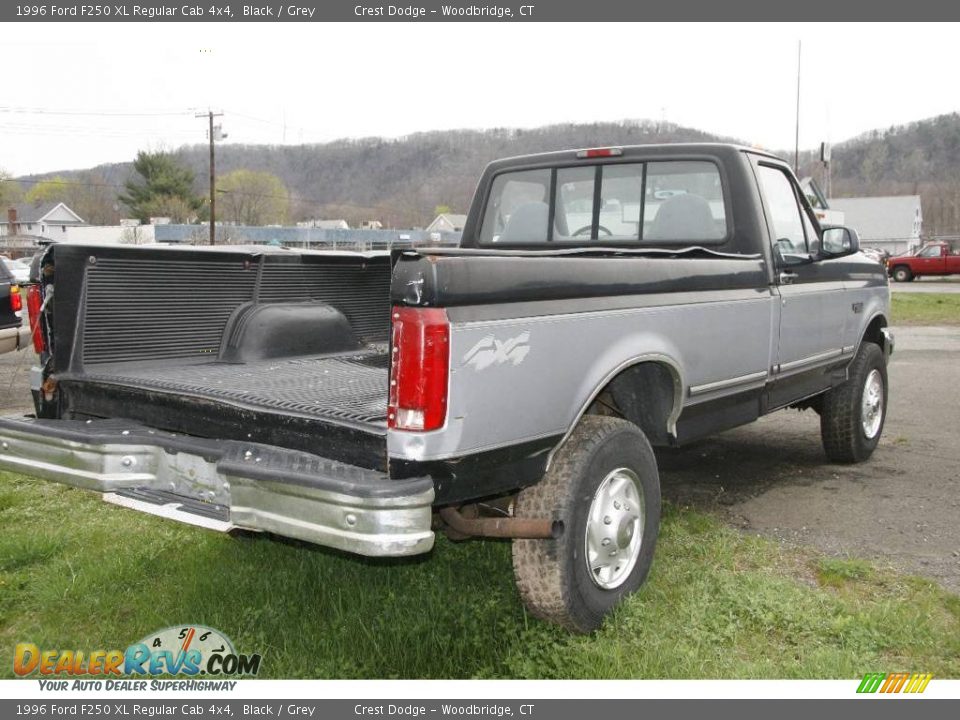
891,265 -> 913,282
820,342 -> 888,463
511,416 -> 661,633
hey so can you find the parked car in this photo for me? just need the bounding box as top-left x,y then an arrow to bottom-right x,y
887,242 -> 960,281
0,261 -> 29,355
0,144 -> 893,632
2,257 -> 32,284
860,247 -> 889,265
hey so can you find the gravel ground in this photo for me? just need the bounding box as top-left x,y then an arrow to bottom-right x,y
0,344 -> 34,415
889,278 -> 960,293
2,325 -> 958,592
659,325 -> 960,592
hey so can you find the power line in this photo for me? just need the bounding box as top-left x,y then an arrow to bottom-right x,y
1,178 -> 125,190
0,126 -> 199,140
0,106 -> 194,118
227,109 -> 315,142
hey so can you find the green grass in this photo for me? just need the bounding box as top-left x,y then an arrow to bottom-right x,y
815,558 -> 875,588
1,471 -> 958,679
891,293 -> 960,325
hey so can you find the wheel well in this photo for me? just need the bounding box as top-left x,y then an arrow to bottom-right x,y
862,314 -> 888,354
584,361 -> 680,446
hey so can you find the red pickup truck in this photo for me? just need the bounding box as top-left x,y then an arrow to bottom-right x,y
887,242 -> 960,282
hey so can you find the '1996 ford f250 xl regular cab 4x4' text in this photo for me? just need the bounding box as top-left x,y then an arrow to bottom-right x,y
0,144 -> 893,632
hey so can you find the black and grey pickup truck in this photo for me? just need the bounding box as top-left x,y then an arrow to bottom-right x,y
0,144 -> 893,632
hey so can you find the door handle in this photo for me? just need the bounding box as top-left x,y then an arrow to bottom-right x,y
779,271 -> 799,285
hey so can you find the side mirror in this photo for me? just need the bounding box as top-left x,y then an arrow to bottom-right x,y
820,225 -> 859,258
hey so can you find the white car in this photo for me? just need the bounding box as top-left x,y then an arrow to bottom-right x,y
2,257 -> 31,284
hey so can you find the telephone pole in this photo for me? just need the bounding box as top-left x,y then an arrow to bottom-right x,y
196,110 -> 224,245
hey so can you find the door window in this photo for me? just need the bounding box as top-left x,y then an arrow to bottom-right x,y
757,165 -> 811,263
919,245 -> 942,258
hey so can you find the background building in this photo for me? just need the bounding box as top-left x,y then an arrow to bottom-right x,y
1,202 -> 86,240
829,196 -> 923,256
426,213 -> 467,233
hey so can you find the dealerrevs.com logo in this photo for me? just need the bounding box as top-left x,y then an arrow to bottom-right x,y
14,625 -> 262,684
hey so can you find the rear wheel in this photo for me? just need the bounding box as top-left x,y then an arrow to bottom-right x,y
891,265 -> 913,282
820,342 -> 888,463
511,416 -> 661,633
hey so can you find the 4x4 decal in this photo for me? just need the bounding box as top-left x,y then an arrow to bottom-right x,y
462,331 -> 531,371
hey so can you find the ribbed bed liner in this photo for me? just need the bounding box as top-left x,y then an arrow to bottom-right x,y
77,349 -> 389,427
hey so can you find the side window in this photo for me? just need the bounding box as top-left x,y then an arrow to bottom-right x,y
553,166 -> 596,240
757,165 -> 809,262
919,245 -> 941,258
479,169 -> 551,244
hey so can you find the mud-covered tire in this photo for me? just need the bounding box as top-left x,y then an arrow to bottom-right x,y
511,416 -> 661,633
891,265 -> 913,282
820,342 -> 888,463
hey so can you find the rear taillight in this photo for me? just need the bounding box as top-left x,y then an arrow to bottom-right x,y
26,284 -> 45,354
388,306 -> 449,432
9,285 -> 21,313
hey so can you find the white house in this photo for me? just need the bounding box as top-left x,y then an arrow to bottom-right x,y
426,213 -> 467,233
1,202 -> 86,240
66,224 -> 156,245
828,196 -> 923,256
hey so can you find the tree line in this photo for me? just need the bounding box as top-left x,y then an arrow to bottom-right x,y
798,112 -> 960,237
4,113 -> 960,235
1,152 -> 291,228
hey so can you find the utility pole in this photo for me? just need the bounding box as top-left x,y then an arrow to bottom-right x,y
794,40 -> 801,173
196,110 -> 224,245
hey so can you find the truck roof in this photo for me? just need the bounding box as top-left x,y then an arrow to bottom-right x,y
486,142 -> 786,170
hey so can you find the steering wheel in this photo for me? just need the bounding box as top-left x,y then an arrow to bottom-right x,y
572,225 -> 612,237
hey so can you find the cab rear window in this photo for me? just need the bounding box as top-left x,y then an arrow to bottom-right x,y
479,160 -> 727,245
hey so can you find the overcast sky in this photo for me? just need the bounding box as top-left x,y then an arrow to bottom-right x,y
3,22 -> 959,176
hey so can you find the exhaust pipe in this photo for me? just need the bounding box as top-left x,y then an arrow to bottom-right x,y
438,506 -> 561,540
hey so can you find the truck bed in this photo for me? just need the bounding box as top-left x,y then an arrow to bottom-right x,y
71,348 -> 389,427
43,245 -> 396,469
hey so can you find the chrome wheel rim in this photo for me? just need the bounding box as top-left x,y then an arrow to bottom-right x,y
584,467 -> 645,590
861,369 -> 884,439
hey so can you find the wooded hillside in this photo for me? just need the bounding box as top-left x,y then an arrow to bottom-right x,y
17,113 -> 960,234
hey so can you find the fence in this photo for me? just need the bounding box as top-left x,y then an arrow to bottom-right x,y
152,224 -> 461,250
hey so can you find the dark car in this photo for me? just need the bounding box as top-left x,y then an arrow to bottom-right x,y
0,260 -> 29,354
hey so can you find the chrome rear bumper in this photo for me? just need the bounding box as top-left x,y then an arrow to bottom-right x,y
0,417 -> 434,557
